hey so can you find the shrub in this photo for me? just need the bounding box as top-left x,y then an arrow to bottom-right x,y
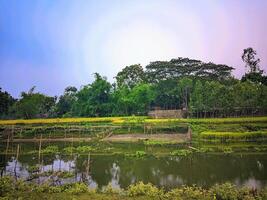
165,186 -> 213,200
102,183 -> 122,194
65,182 -> 89,194
127,181 -> 163,197
0,176 -> 14,196
210,182 -> 239,200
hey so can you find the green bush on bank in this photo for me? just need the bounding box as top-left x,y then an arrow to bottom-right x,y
2,176 -> 266,200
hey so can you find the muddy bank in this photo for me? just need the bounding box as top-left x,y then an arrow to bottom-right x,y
102,133 -> 189,143
3,133 -> 188,143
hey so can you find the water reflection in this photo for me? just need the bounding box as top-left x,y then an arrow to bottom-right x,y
1,153 -> 267,189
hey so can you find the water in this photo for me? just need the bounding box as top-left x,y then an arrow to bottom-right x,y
1,142 -> 267,190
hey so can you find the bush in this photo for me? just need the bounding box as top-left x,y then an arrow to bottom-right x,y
165,186 -> 213,200
102,183 -> 121,194
0,177 -> 14,196
127,181 -> 163,197
210,182 -> 239,200
65,182 -> 89,194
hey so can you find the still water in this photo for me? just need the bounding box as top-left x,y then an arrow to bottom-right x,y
1,141 -> 267,190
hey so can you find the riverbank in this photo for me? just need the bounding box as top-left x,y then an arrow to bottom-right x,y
1,177 -> 266,200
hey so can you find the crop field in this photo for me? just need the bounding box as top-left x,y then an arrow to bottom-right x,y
0,116 -> 267,125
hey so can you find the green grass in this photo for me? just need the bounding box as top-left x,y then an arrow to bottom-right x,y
200,130 -> 267,141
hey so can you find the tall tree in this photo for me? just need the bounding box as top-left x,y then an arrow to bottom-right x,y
242,47 -> 261,73
0,88 -> 15,117
145,57 -> 234,83
13,87 -> 56,119
241,47 -> 267,85
115,64 -> 145,89
72,73 -> 112,117
56,86 -> 77,116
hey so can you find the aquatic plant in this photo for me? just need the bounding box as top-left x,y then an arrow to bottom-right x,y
76,145 -> 94,153
62,146 -> 76,154
41,145 -> 59,154
143,140 -> 175,146
170,149 -> 192,156
135,151 -> 146,158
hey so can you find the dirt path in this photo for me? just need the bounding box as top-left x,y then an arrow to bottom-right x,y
5,133 -> 188,143
102,133 -> 188,143
4,138 -> 92,142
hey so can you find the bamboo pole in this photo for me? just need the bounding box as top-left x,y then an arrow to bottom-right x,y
14,144 -> 20,180
38,134 -> 42,165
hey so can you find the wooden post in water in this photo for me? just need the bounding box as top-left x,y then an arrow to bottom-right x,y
14,144 -> 20,180
5,133 -> 10,155
86,153 -> 90,177
187,126 -> 192,141
38,134 -> 42,166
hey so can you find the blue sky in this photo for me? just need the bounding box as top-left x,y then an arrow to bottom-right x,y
0,0 -> 267,97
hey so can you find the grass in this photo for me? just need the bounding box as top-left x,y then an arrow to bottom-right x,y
200,130 -> 267,141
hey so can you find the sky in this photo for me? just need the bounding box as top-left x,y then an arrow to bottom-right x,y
0,0 -> 267,97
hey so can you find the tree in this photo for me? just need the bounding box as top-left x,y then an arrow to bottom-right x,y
241,47 -> 267,85
13,87 -> 56,119
152,79 -> 181,109
0,88 -> 15,117
145,57 -> 234,83
242,47 -> 261,73
130,84 -> 155,114
72,73 -> 112,117
115,64 -> 145,89
56,86 -> 77,116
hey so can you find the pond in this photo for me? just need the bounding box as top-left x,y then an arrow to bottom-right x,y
0,141 -> 267,190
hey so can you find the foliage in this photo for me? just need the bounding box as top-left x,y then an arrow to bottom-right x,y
145,57 -> 234,83
210,182 -> 239,200
127,181 -> 163,197
0,88 -> 16,118
102,183 -> 121,194
76,146 -> 94,153
41,145 -> 59,154
2,53 -> 267,118
115,64 -> 145,89
165,185 -> 213,200
242,47 -> 261,73
11,87 -> 56,119
65,182 -> 90,194
170,149 -> 192,156
200,130 -> 267,142
1,177 -> 267,200
1,116 -> 267,125
56,86 -> 77,117
72,73 -> 113,117
134,151 -> 147,158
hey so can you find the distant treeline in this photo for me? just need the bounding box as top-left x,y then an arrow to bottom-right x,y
1,47 -> 267,119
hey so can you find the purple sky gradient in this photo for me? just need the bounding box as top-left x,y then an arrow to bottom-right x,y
0,0 -> 266,97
